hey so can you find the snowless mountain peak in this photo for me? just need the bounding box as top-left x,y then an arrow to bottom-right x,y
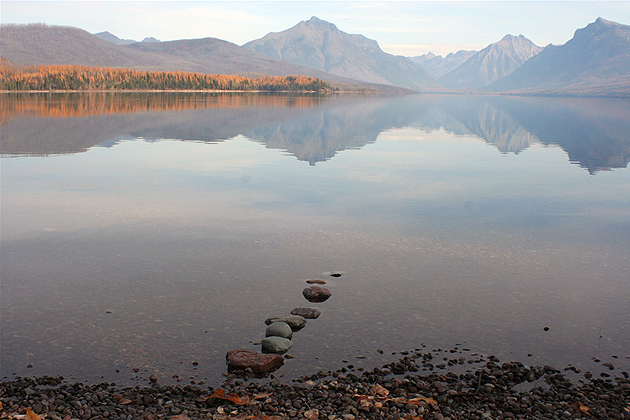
303,16 -> 338,30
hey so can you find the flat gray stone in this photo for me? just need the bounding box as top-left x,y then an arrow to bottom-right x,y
265,314 -> 306,331
265,322 -> 293,339
261,336 -> 292,354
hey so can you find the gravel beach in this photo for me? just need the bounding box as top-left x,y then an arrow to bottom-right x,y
2,349 -> 629,420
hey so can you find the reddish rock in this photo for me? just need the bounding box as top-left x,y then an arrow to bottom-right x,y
302,286 -> 331,303
226,349 -> 284,374
291,307 -> 321,319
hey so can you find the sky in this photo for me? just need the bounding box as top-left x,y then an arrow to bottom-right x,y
2,1 -> 630,56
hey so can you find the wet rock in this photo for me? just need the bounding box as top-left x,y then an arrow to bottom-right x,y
226,349 -> 284,374
265,315 -> 306,331
291,308 -> 321,319
329,271 -> 344,277
306,279 -> 327,284
302,286 -> 331,303
265,322 -> 293,339
261,337 -> 292,354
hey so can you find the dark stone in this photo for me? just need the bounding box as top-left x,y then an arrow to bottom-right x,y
261,337 -> 292,354
291,308 -> 321,319
226,349 -> 284,374
265,315 -> 306,331
265,322 -> 293,339
302,286 -> 331,303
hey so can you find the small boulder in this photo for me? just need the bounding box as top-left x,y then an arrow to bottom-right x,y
291,308 -> 321,319
266,322 -> 293,339
226,349 -> 284,374
261,336 -> 292,354
302,286 -> 331,303
265,315 -> 306,331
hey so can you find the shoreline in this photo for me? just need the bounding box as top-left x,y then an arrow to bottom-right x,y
2,350 -> 628,420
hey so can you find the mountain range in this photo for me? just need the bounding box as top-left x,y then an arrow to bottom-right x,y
242,16 -> 438,91
1,17 -> 629,96
437,34 -> 544,89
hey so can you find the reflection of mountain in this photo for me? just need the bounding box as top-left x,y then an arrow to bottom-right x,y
417,96 -> 630,173
246,96 -> 433,165
2,93 -> 629,173
419,98 -> 539,154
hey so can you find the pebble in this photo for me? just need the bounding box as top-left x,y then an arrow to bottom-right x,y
261,336 -> 293,354
3,353 -> 628,420
265,315 -> 306,331
265,321 -> 293,339
302,286 -> 332,303
290,307 -> 321,319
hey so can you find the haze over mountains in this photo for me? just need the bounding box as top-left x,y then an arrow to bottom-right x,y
437,35 -> 544,89
488,18 -> 630,95
242,16 -> 438,91
2,16 -> 630,96
410,51 -> 477,79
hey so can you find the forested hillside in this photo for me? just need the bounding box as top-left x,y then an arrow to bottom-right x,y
0,63 -> 330,92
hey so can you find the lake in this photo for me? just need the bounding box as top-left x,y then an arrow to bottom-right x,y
1,92 -> 629,386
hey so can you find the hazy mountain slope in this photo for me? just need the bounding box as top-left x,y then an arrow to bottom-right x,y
410,50 -> 476,79
94,31 -> 137,45
0,24 -> 206,72
126,36 -> 354,81
0,24 -> 403,92
438,35 -> 543,89
242,16 -> 439,91
488,18 -> 630,94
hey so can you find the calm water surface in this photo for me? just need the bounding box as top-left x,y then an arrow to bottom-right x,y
1,92 -> 629,385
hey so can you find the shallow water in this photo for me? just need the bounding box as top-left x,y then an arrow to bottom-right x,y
1,92 -> 629,386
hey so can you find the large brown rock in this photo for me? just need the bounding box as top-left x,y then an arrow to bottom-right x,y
225,349 -> 284,374
302,286 -> 331,303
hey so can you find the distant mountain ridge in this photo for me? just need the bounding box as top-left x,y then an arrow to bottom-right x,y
0,23 -> 403,92
243,16 -> 439,91
2,17 -> 630,97
94,31 -> 138,45
410,50 -> 477,79
488,18 -> 630,95
438,34 -> 543,89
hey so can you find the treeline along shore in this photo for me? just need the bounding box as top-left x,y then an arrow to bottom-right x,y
0,62 -> 331,92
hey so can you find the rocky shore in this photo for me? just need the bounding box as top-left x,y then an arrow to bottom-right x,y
2,350 -> 629,420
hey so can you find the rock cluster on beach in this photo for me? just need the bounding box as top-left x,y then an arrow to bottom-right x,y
2,351 -> 629,420
4,269 -> 629,419
226,273 -> 336,375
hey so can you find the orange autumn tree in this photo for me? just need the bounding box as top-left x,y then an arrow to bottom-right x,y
0,62 -> 331,92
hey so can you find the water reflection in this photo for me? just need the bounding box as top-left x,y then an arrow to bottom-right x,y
2,93 -> 629,386
2,93 -> 630,173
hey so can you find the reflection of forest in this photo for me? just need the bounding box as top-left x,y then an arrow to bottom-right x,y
2,93 -> 629,173
0,92 -> 324,121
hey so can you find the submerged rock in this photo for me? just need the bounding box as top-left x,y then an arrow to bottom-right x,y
291,307 -> 321,319
265,315 -> 306,331
225,349 -> 284,374
302,286 -> 331,303
306,279 -> 327,285
261,336 -> 293,354
265,322 -> 293,339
